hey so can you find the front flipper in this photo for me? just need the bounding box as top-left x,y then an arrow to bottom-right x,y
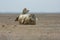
15,16 -> 19,21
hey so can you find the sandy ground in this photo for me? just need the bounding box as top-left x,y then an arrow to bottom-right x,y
0,13 -> 60,40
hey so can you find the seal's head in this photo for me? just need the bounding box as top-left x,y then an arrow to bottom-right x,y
22,8 -> 29,14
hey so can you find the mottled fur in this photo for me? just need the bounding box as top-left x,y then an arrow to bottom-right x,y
15,14 -> 36,25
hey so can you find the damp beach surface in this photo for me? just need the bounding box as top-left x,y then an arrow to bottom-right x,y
0,13 -> 60,40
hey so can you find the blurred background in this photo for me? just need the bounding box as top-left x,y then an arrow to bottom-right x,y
0,0 -> 60,13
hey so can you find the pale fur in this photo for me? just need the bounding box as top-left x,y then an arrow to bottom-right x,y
18,14 -> 36,25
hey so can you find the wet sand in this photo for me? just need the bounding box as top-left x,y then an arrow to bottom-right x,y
0,13 -> 60,40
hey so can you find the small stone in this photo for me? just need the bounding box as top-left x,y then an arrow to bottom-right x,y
2,25 -> 5,27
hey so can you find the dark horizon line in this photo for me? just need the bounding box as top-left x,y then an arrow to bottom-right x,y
0,12 -> 60,14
